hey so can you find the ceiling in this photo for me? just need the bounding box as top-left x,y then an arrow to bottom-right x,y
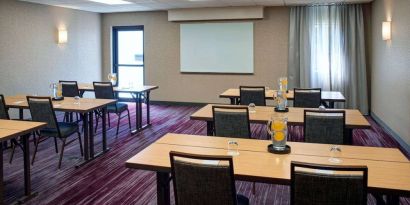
19,0 -> 373,13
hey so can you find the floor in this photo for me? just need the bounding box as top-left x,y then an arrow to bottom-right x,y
3,104 -> 409,205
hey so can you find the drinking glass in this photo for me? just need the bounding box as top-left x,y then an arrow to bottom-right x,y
329,145 -> 342,163
74,96 -> 80,105
227,140 -> 239,156
248,103 -> 256,113
267,116 -> 288,151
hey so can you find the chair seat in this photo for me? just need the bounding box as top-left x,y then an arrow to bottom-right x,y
237,194 -> 249,205
107,102 -> 128,113
41,122 -> 79,138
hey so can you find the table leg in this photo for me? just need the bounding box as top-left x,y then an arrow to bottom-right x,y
207,121 -> 213,136
0,143 -> 3,204
89,112 -> 94,159
146,91 -> 151,125
156,172 -> 170,205
386,195 -> 399,205
329,101 -> 335,108
19,108 -> 24,120
234,98 -> 239,105
82,113 -> 89,161
138,93 -> 143,129
18,133 -> 37,203
102,107 -> 107,152
79,90 -> 85,97
344,128 -> 353,145
229,98 -> 235,105
131,93 -> 140,135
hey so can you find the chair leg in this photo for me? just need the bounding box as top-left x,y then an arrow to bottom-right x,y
116,112 -> 122,136
127,109 -> 131,129
31,135 -> 41,165
54,137 -> 59,153
77,132 -> 83,156
9,139 -> 17,164
58,138 -> 67,169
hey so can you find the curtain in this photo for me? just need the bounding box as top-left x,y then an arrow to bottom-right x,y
288,4 -> 368,114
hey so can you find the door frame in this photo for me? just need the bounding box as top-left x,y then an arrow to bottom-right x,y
112,25 -> 145,87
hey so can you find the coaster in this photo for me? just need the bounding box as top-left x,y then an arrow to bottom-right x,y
52,97 -> 64,101
267,144 -> 291,154
274,107 -> 289,112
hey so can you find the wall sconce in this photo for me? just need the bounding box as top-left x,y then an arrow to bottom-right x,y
382,21 -> 391,40
58,28 -> 68,44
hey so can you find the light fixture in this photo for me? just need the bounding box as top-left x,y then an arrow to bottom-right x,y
58,28 -> 68,44
88,0 -> 132,5
382,21 -> 391,40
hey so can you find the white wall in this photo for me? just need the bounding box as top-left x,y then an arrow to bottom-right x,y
371,0 -> 410,147
0,0 -> 102,99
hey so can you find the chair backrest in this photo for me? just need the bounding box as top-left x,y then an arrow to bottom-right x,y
293,88 -> 322,108
26,96 -> 60,134
291,161 -> 368,205
170,151 -> 238,205
93,82 -> 114,99
0,94 -> 10,119
212,106 -> 251,138
303,110 -> 345,144
59,80 -> 80,97
239,86 -> 266,106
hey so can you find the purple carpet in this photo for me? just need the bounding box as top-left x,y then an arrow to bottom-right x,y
2,104 -> 409,205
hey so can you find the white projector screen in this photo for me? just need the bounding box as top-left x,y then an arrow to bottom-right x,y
180,22 -> 254,74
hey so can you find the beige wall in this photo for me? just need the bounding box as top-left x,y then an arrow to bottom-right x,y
102,7 -> 289,103
371,0 -> 410,146
0,0 -> 102,98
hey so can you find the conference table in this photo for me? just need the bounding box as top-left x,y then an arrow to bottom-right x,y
78,83 -> 159,134
126,133 -> 410,205
0,119 -> 46,203
220,89 -> 346,108
190,104 -> 371,145
4,95 -> 116,166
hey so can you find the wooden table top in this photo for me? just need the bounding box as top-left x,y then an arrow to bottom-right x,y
4,95 -> 116,113
220,89 -> 346,102
126,133 -> 410,196
0,119 -> 46,141
156,134 -> 409,163
78,83 -> 159,93
190,104 -> 371,129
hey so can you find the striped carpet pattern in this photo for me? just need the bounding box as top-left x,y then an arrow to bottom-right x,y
2,104 -> 409,205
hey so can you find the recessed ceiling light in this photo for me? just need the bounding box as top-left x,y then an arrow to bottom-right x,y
88,0 -> 133,5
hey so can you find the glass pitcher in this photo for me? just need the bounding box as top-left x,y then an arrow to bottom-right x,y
278,77 -> 288,92
267,116 -> 288,151
276,90 -> 287,111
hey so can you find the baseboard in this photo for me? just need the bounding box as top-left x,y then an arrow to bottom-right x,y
370,112 -> 410,154
150,100 -> 208,106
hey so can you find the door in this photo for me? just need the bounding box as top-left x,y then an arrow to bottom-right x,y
112,26 -> 144,98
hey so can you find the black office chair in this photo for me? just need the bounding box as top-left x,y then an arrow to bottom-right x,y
303,110 -> 346,144
0,94 -> 9,120
93,82 -> 131,136
212,106 -> 251,138
170,151 -> 249,205
293,88 -> 322,108
291,161 -> 368,205
27,96 -> 83,169
59,80 -> 81,122
239,86 -> 266,106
